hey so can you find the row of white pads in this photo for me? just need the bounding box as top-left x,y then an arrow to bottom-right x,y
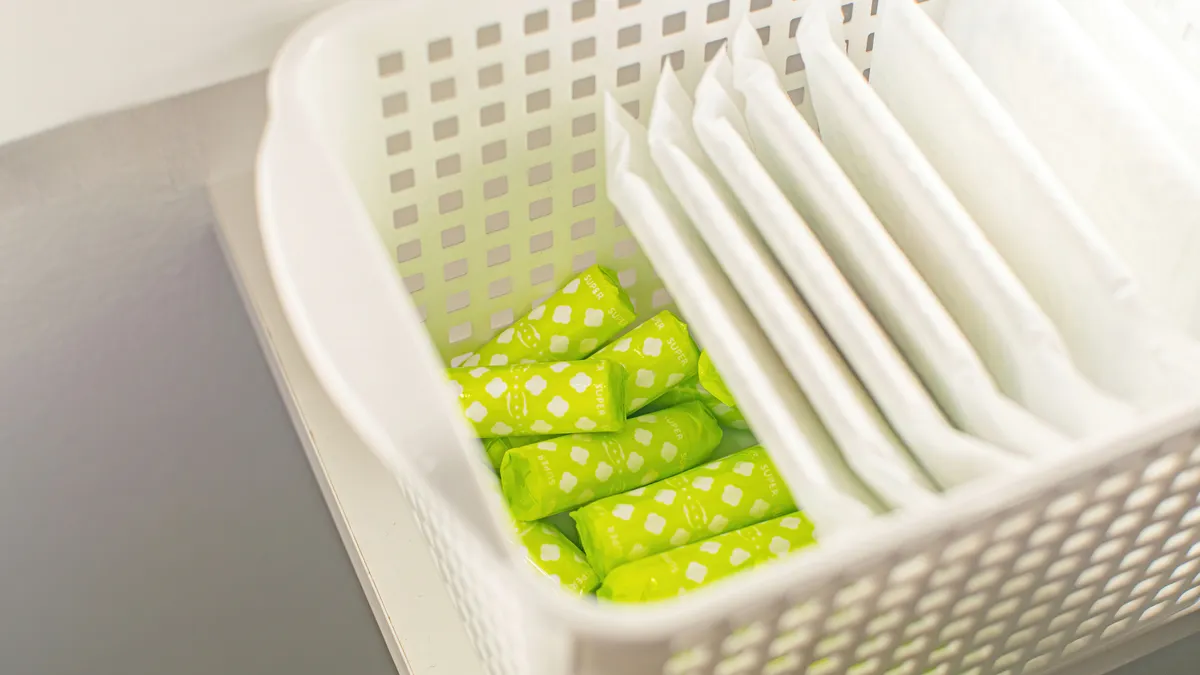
603,0 -> 1200,537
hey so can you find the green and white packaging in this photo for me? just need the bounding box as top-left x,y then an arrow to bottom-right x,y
573,445 -> 795,577
642,376 -> 750,430
500,401 -> 722,520
517,521 -> 599,595
461,266 -> 637,366
447,360 -> 626,438
590,310 -> 700,413
482,436 -> 541,470
697,351 -> 736,407
597,513 -> 817,602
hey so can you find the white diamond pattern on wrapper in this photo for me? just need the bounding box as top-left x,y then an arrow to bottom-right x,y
271,0 -> 1200,674
571,446 -> 590,465
635,369 -> 656,389
524,375 -> 548,395
569,372 -> 593,392
595,462 -> 613,482
558,472 -> 577,493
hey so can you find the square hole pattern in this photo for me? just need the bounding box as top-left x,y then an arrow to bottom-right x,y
356,2 -> 1200,673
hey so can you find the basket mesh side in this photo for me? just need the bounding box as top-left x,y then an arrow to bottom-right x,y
397,476 -> 529,675
340,0 -> 1200,673
369,0 -> 893,364
362,2 -> 890,669
605,429 -> 1200,675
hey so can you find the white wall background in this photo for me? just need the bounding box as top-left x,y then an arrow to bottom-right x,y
0,0 -> 343,145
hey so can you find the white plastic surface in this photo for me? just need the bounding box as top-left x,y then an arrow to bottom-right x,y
257,116 -> 515,560
1058,0 -> 1200,166
258,1 -> 1200,673
607,93 -> 879,531
652,61 -> 936,510
1124,0 -> 1200,80
798,1 -> 1089,447
868,0 -> 1200,412
942,0 -> 1200,340
647,72 -> 890,517
716,22 -> 1020,489
691,51 -> 956,501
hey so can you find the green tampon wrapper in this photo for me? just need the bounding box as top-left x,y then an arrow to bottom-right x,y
517,521 -> 600,595
640,380 -> 705,412
590,310 -> 701,413
501,401 -> 723,520
597,513 -> 817,603
643,377 -> 750,430
484,312 -> 704,467
482,312 -> 701,466
482,436 -> 541,470
573,446 -> 795,577
448,360 -> 626,438
462,266 -> 638,367
697,351 -> 736,407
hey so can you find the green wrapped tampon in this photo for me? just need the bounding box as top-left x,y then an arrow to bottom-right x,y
482,312 -> 701,466
517,521 -> 600,595
461,266 -> 638,366
482,436 -> 540,470
589,310 -> 701,413
573,446 -> 796,577
642,377 -> 750,430
501,401 -> 723,520
448,360 -> 626,437
597,513 -> 817,603
697,351 -> 736,407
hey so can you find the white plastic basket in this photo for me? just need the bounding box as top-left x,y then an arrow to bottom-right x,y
256,1 -> 1200,673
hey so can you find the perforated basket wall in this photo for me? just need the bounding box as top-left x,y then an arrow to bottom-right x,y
266,0 -> 1200,673
373,0 -> 905,363
632,428 -> 1200,675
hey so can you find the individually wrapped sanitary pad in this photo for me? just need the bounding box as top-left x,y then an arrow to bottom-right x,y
500,401 -> 722,520
517,521 -> 599,595
597,513 -> 816,602
1124,0 -> 1200,82
688,51 -> 940,509
606,93 -> 879,535
717,24 -> 1020,487
648,70 -> 902,514
867,1 -> 1139,431
591,310 -> 701,413
1056,0 -> 1200,170
458,265 -> 637,366
798,1 -> 1085,447
731,18 -> 1061,459
574,446 -> 796,577
942,0 -> 1200,338
447,360 -> 626,437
